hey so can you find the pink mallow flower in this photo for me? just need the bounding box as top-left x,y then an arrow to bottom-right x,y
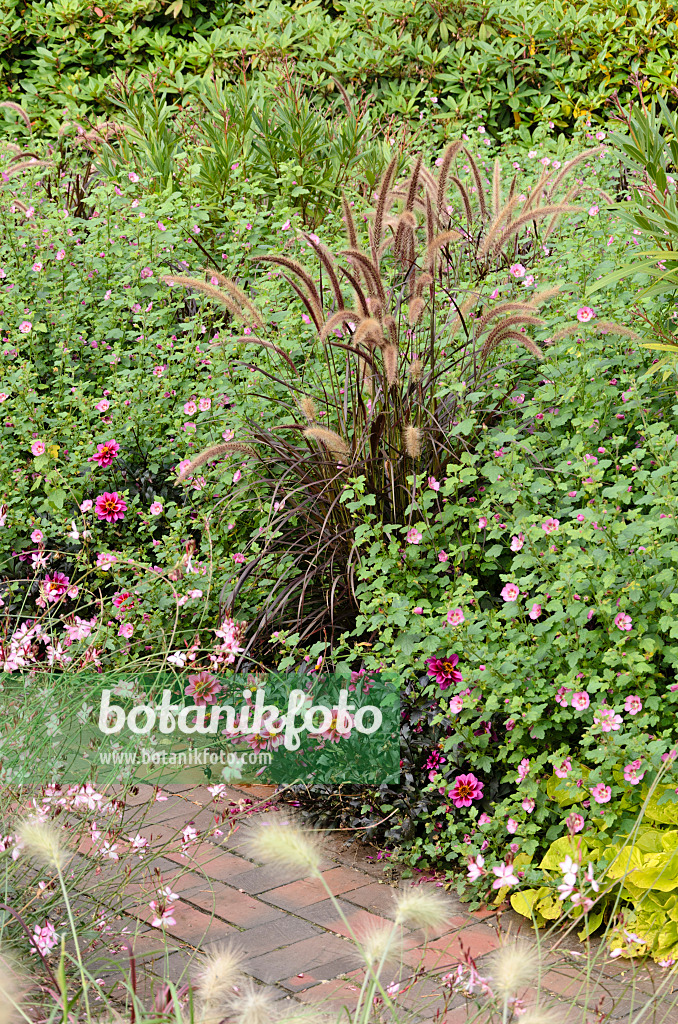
593,707 -> 623,732
501,583 -> 520,602
149,502 -> 163,515
427,655 -> 463,690
406,528 -> 423,544
446,608 -> 464,626
542,518 -> 560,534
623,759 -> 645,785
492,862 -> 519,889
624,695 -> 642,715
89,439 -> 120,468
31,440 -> 45,456
615,612 -> 632,631
118,622 -> 134,639
510,533 -> 525,551
95,492 -> 127,523
576,306 -> 595,323
529,603 -> 542,620
590,783 -> 612,805
571,691 -> 590,710
449,773 -> 484,808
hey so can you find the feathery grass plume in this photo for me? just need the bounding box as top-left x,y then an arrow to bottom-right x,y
415,271 -> 433,296
449,174 -> 474,226
393,886 -> 453,933
487,941 -> 540,996
1,143 -> 21,155
408,297 -> 425,326
358,921 -> 403,968
382,345 -> 399,387
17,817 -> 68,869
2,159 -> 52,178
546,147 -> 601,200
462,148 -> 487,221
194,944 -> 244,1020
0,952 -> 25,1024
353,317 -> 385,349
403,425 -> 421,458
245,819 -> 323,876
344,249 -> 386,303
298,397 -> 317,422
526,286 -> 560,306
492,157 -> 502,217
302,234 -> 344,309
515,1010 -> 564,1024
435,139 -> 464,214
319,308 -> 364,341
252,254 -> 322,311
491,204 -> 579,256
221,335 -> 298,374
304,426 -> 350,460
476,193 -> 521,259
162,274 -> 251,324
409,357 -> 423,382
371,153 -> 399,258
594,321 -> 644,342
341,191 -> 358,248
0,102 -> 32,132
424,229 -> 463,271
483,329 -> 543,361
176,442 -> 256,482
481,313 -> 544,353
546,323 -> 584,342
230,984 -> 278,1024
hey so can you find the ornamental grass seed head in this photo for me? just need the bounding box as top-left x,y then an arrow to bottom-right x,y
393,886 -> 453,933
17,817 -> 69,870
487,940 -> 540,997
0,953 -> 26,1024
246,818 -> 323,876
231,984 -> 277,1024
358,921 -> 403,968
194,944 -> 244,1020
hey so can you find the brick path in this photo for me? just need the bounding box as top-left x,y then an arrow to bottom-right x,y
83,782 -> 676,1022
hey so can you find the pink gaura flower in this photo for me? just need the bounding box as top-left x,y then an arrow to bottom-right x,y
427,654 -> 463,690
89,439 -> 120,468
95,492 -> 127,523
615,612 -> 632,631
449,773 -> 484,808
624,695 -> 642,715
185,670 -> 222,707
149,501 -> 163,515
542,518 -> 560,534
590,783 -> 612,804
510,533 -> 525,551
571,691 -> 590,710
31,440 -> 45,456
500,583 -> 520,602
96,552 -> 117,570
149,902 -> 175,928
118,622 -> 134,639
406,528 -> 423,544
32,921 -> 59,956
446,608 -> 464,626
529,603 -> 542,620
577,306 -> 595,323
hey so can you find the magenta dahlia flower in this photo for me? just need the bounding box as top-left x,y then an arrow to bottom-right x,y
449,773 -> 484,808
95,491 -> 127,523
426,654 -> 463,690
89,439 -> 120,468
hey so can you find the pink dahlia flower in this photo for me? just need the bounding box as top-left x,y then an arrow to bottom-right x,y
95,492 -> 127,523
427,654 -> 463,690
449,773 -> 484,808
